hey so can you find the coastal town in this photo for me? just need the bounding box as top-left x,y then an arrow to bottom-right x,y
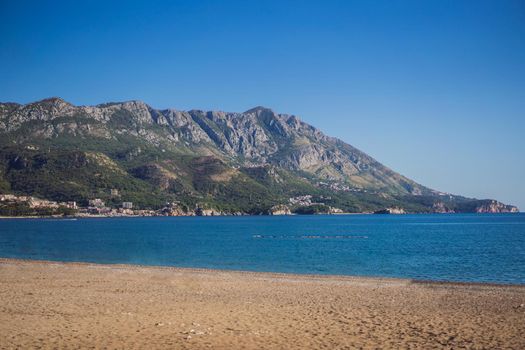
0,193 -> 148,217
0,192 -> 225,217
2,191 -> 515,217
0,192 -> 352,218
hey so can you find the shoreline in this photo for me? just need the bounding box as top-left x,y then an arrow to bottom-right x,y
2,257 -> 524,289
0,258 -> 411,284
1,258 -> 524,348
0,211 -> 522,220
0,212 -> 374,219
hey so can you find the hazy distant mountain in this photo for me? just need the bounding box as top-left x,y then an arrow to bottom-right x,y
0,97 -> 518,214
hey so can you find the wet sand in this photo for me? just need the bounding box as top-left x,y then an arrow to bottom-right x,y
0,259 -> 524,349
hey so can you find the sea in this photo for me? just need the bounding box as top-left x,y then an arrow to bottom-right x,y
0,213 -> 524,284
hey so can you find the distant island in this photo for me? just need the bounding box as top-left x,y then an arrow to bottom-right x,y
0,98 -> 519,217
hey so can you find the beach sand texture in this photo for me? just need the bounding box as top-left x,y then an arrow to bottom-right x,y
0,259 -> 524,349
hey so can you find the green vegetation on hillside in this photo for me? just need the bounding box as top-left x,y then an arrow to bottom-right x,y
0,98 -> 518,214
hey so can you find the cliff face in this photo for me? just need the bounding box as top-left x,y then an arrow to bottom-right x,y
0,98 -> 426,195
0,98 -> 519,213
474,200 -> 520,213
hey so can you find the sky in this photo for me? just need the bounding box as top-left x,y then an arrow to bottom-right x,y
1,0 -> 524,209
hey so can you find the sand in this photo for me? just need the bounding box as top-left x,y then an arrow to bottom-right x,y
0,259 -> 524,349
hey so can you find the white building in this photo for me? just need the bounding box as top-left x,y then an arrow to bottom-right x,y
88,198 -> 105,208
66,201 -> 77,209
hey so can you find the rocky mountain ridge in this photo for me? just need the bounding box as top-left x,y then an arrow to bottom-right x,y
0,97 -> 519,214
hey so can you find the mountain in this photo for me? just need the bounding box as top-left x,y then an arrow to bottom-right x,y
0,97 -> 519,214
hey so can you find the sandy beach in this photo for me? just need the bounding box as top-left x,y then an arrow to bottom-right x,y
0,259 -> 524,349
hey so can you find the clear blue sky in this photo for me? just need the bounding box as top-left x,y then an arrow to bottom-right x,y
1,0 -> 524,209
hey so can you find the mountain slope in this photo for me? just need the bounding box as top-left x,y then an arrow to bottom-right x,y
0,97 -> 519,214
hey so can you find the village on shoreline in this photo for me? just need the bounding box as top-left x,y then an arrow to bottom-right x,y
1,193 -> 389,218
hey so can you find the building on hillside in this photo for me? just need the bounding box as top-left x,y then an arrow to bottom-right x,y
0,194 -> 18,201
88,198 -> 105,208
65,201 -> 78,209
122,202 -> 133,209
29,198 -> 59,209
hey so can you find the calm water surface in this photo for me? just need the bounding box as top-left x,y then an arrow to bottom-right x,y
0,214 -> 524,284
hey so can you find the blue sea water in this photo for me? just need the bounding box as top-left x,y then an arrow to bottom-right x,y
0,214 -> 524,284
